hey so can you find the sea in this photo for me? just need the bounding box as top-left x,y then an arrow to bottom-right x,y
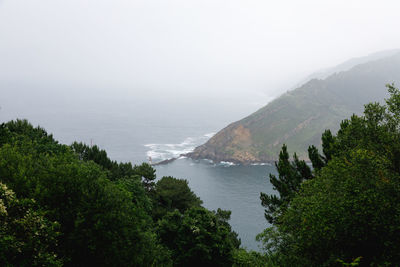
1,86 -> 276,251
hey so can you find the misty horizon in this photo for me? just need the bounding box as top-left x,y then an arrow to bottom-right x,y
2,0 -> 400,156
2,1 -> 400,103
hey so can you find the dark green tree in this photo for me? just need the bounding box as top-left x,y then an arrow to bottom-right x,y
308,129 -> 336,172
266,150 -> 400,266
152,176 -> 202,220
71,142 -> 136,180
0,182 -> 62,267
157,207 -> 240,267
0,122 -> 169,266
260,145 -> 312,224
258,84 -> 400,266
0,119 -> 243,267
232,249 -> 271,267
133,162 -> 157,192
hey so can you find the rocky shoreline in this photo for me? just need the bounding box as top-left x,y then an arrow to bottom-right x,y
185,151 -> 275,165
150,157 -> 178,166
151,152 -> 277,166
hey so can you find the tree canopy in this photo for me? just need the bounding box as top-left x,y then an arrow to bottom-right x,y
0,119 -> 240,266
259,84 -> 400,266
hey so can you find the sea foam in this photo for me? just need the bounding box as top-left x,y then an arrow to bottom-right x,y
144,132 -> 215,162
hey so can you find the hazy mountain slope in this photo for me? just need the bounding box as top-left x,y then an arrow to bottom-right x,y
188,52 -> 400,164
292,49 -> 400,89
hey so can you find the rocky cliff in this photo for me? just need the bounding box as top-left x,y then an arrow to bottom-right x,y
188,52 -> 400,164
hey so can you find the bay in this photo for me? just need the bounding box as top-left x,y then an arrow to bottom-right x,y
156,159 -> 276,251
1,87 -> 276,251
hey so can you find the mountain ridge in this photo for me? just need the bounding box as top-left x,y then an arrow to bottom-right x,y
187,51 -> 400,164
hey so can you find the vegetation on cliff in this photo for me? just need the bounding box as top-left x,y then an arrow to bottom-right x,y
189,53 -> 400,164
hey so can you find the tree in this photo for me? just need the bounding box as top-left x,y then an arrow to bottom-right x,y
272,150 -> 400,266
0,122 -> 168,266
232,249 -> 272,267
0,182 -> 62,266
0,119 -> 242,266
157,207 -> 240,266
152,176 -> 202,220
0,119 -> 67,155
133,163 -> 157,192
260,145 -> 312,224
258,84 -> 400,266
71,142 -> 136,180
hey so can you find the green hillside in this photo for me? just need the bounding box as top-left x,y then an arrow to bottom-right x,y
188,52 -> 400,163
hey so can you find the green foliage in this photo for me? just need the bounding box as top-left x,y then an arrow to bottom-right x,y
0,120 -> 167,266
0,141 -> 165,266
0,119 -> 241,266
278,150 -> 400,265
259,84 -> 400,266
157,207 -> 240,266
71,141 -> 137,180
308,145 -> 324,170
116,176 -> 152,214
133,162 -> 157,191
71,142 -> 114,169
152,176 -> 202,220
337,256 -> 362,267
71,141 -> 158,192
232,249 -> 273,267
321,129 -> 335,163
0,182 -> 62,267
260,144 -> 312,224
308,129 -> 335,172
0,119 -> 68,155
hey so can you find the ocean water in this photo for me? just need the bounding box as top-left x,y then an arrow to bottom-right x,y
156,158 -> 276,251
1,89 -> 276,251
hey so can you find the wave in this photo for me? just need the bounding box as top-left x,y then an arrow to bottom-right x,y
144,132 -> 216,162
204,132 -> 215,138
219,161 -> 237,166
250,162 -> 272,166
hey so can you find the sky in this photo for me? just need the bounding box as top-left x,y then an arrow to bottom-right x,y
1,0 -> 400,110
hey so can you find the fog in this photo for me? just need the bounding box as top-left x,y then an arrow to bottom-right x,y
1,0 -> 400,127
